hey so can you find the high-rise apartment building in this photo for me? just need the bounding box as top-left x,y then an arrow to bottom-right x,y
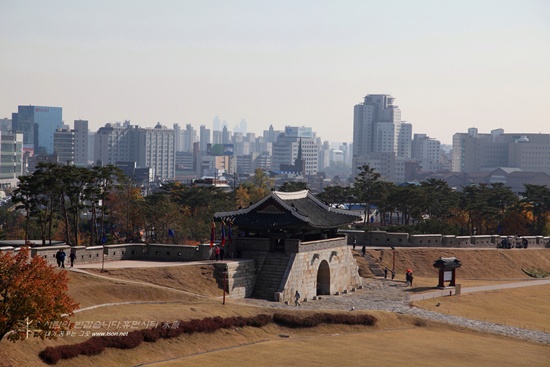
411,134 -> 442,172
272,126 -> 319,175
0,132 -> 24,184
352,94 -> 412,181
74,120 -> 89,166
136,123 -> 176,180
94,121 -> 175,180
12,105 -> 63,155
53,128 -> 75,164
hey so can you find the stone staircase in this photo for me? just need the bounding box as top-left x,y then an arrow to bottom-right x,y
363,252 -> 386,277
251,253 -> 292,300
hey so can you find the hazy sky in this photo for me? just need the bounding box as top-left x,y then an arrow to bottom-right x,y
1,0 -> 549,144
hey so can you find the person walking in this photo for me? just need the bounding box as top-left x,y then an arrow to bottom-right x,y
69,251 -> 76,267
55,249 -> 62,267
384,267 -> 388,279
215,246 -> 220,261
409,273 -> 414,287
59,249 -> 66,268
294,290 -> 301,306
352,237 -> 357,250
391,269 -> 395,280
361,245 -> 366,257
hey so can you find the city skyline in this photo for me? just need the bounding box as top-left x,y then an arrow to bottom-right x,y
1,1 -> 549,144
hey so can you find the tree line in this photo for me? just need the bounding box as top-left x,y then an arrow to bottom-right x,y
1,164 -> 549,245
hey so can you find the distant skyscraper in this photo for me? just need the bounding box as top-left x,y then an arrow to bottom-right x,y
213,116 -> 221,132
199,125 -> 211,151
182,124 -> 197,152
53,128 -> 75,164
12,105 -> 62,155
0,118 -> 11,133
173,123 -> 182,151
74,119 -> 89,166
352,94 -> 412,181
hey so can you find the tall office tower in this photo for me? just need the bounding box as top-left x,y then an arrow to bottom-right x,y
263,125 -> 276,143
222,125 -> 230,144
234,118 -> 247,134
272,126 -> 319,175
54,128 -> 75,164
74,120 -> 89,166
352,94 -> 412,180
182,124 -> 196,152
213,116 -> 221,132
318,141 -> 331,170
0,118 -> 11,132
411,134 -> 442,172
173,123 -> 182,151
0,132 -> 24,183
12,105 -> 63,155
212,130 -> 222,144
199,125 -> 211,151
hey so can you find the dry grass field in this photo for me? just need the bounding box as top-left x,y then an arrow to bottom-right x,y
1,248 -> 549,367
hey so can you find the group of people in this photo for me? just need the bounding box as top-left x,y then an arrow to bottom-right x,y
383,267 -> 396,280
500,235 -> 528,249
55,249 -> 76,268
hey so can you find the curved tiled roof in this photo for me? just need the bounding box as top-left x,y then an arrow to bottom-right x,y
214,190 -> 361,229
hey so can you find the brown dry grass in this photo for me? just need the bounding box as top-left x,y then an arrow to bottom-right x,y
2,249 -> 550,367
366,248 -> 550,280
149,327 -> 550,367
85,264 -> 221,297
413,284 -> 550,332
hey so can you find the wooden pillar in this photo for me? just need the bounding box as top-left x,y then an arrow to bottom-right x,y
449,268 -> 456,286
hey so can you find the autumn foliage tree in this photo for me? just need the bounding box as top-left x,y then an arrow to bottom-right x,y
0,247 -> 79,341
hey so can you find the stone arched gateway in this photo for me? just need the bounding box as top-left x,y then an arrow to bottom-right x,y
317,260 -> 331,295
214,190 -> 363,302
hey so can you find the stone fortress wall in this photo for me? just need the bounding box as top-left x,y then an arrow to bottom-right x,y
342,230 -> 550,249
2,231 -> 549,304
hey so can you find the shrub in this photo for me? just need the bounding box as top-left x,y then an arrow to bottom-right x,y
273,312 -> 377,328
38,312 -> 374,364
78,337 -> 107,355
246,314 -> 272,327
142,327 -> 162,342
102,330 -> 144,349
39,347 -> 62,365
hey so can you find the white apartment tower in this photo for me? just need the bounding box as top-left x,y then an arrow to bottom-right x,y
272,126 -> 319,175
352,94 -> 413,181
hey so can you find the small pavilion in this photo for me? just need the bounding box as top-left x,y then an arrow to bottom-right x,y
433,256 -> 462,288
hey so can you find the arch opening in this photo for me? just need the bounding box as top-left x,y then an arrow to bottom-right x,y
316,260 -> 331,295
